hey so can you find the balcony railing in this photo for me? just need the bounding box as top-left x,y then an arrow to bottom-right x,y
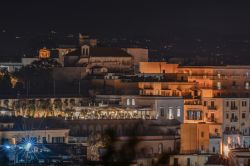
231,106 -> 238,110
207,117 -> 217,123
224,130 -> 241,135
184,101 -> 202,105
185,116 -> 202,121
209,133 -> 221,138
143,86 -> 153,90
230,117 -> 238,122
207,106 -> 217,110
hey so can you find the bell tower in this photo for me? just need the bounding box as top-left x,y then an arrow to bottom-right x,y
81,45 -> 90,56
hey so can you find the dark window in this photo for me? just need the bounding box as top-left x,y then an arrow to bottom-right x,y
226,101 -> 229,107
211,113 -> 215,121
42,137 -> 47,143
242,113 -> 246,119
211,101 -> 215,107
204,101 -> 207,106
160,107 -> 164,117
187,158 -> 191,166
201,132 -> 204,138
231,113 -> 235,119
174,158 -> 179,166
213,147 -> 215,152
242,101 -> 247,107
231,101 -> 236,108
226,113 -> 229,119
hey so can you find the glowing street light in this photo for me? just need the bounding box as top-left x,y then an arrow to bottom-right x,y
25,142 -> 32,151
5,145 -> 11,149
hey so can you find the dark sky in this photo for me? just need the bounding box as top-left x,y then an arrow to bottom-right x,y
1,0 -> 250,37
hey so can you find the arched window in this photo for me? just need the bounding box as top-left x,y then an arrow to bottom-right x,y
127,99 -> 130,106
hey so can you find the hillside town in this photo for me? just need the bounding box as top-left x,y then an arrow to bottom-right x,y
0,34 -> 249,166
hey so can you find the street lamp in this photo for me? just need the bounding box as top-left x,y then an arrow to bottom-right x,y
5,145 -> 11,149
25,142 -> 32,151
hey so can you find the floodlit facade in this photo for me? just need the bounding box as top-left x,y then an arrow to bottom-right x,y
180,123 -> 222,154
138,62 -> 250,158
121,96 -> 184,122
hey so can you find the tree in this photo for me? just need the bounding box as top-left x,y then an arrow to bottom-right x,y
13,59 -> 62,95
54,98 -> 63,110
70,98 -> 76,107
27,99 -> 36,117
3,99 -> 9,108
0,70 -> 13,95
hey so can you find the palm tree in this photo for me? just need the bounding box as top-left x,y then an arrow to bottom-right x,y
54,98 -> 63,110
38,99 -> 52,116
53,98 -> 63,116
70,98 -> 76,107
27,99 -> 36,117
64,99 -> 69,107
3,99 -> 9,108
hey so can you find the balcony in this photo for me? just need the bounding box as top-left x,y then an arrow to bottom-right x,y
185,116 -> 202,121
224,130 -> 241,135
143,86 -> 153,90
207,105 -> 217,110
230,106 -> 238,110
209,133 -> 221,138
230,117 -> 238,122
207,117 -> 217,123
161,87 -> 170,90
184,100 -> 202,105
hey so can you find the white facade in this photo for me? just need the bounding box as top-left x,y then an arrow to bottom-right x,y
121,96 -> 184,123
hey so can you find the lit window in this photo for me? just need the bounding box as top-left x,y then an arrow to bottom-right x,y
245,82 -> 249,90
217,73 -> 221,79
217,82 -> 221,90
127,99 -> 130,106
132,99 -> 135,106
168,107 -> 174,119
177,108 -> 181,117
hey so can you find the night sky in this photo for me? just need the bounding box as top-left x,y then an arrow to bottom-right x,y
1,0 -> 250,57
1,0 -> 250,36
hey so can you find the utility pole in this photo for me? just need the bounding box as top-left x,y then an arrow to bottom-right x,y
26,80 -> 30,97
78,80 -> 81,96
53,79 -> 56,97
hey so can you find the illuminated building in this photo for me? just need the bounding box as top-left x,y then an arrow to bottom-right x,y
228,148 -> 250,166
64,45 -> 134,73
0,120 -> 69,144
121,95 -> 184,122
138,62 -> 250,157
180,123 -> 222,154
